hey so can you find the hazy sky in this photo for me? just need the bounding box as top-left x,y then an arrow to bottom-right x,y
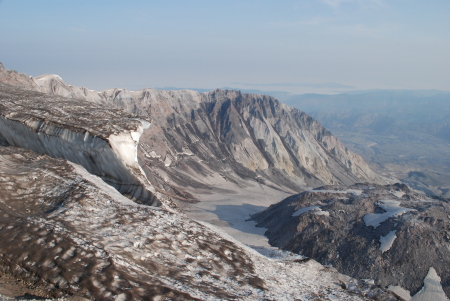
1,0 -> 449,94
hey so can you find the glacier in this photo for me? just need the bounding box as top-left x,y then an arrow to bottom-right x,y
0,83 -> 159,206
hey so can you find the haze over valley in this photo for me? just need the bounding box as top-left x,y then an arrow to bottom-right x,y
283,90 -> 450,198
1,1 -> 450,300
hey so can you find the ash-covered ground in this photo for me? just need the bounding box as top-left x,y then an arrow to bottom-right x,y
0,146 -> 392,300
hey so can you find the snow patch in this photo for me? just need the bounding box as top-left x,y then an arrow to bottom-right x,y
392,191 -> 405,198
387,285 -> 411,301
109,132 -> 141,166
346,189 -> 363,195
311,189 -> 363,195
313,210 -> 330,216
379,230 -> 397,253
363,200 -> 416,228
412,267 -> 449,301
292,206 -> 321,216
164,156 -> 172,167
293,206 -> 329,217
147,151 -> 161,159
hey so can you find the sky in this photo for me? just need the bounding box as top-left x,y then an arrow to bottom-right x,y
1,0 -> 449,94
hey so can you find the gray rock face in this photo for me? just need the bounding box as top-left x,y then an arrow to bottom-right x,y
0,82 -> 159,206
252,183 -> 450,298
0,63 -> 386,200
137,89 -> 385,195
0,63 -> 40,91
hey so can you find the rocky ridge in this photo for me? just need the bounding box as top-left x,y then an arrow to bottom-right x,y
252,183 -> 450,299
0,63 -> 386,201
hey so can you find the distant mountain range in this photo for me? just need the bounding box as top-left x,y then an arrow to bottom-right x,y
156,86 -> 293,101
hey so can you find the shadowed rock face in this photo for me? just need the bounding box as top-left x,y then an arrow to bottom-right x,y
0,83 -> 159,206
252,183 -> 450,298
0,63 -> 386,200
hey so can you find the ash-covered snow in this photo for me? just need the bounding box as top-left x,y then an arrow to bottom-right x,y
292,205 -> 321,216
412,268 -> 449,301
379,230 -> 397,253
364,200 -> 416,228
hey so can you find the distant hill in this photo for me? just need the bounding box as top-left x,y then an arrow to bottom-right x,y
283,89 -> 450,198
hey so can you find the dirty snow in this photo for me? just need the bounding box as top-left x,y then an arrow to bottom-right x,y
311,189 -> 363,196
412,267 -> 449,301
391,191 -> 405,198
292,206 -> 321,216
379,230 -> 397,253
364,200 -> 416,228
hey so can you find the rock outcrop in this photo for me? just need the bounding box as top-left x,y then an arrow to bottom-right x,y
252,183 -> 450,299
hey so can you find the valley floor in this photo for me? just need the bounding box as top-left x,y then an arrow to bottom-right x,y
180,174 -> 293,250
